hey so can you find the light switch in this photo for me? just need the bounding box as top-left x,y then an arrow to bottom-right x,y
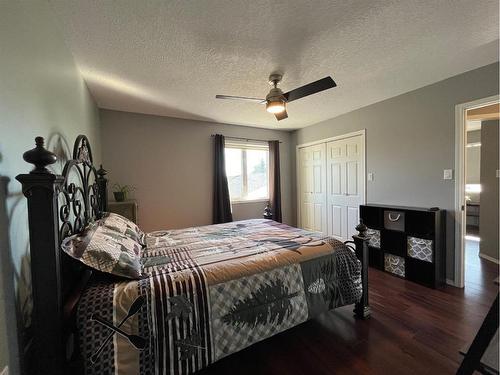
496,170 -> 500,178
368,173 -> 374,181
443,169 -> 453,180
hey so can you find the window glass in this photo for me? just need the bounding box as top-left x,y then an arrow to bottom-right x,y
465,184 -> 481,193
225,148 -> 243,200
224,144 -> 269,202
246,149 -> 268,200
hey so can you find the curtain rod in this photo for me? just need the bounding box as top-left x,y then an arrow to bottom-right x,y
211,134 -> 282,143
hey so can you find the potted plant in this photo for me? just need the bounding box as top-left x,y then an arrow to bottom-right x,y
112,183 -> 135,202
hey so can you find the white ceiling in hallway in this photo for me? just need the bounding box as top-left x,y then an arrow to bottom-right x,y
50,0 -> 499,130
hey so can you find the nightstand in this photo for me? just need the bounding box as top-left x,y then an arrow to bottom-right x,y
108,200 -> 138,223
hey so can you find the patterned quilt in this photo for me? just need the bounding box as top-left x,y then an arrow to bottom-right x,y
77,219 -> 362,375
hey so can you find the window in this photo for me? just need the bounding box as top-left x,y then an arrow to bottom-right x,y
224,140 -> 269,202
465,184 -> 481,193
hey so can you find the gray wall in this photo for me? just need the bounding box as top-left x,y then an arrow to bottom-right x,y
479,120 -> 499,261
100,110 -> 293,232
291,62 -> 499,281
466,130 -> 481,184
0,2 -> 101,373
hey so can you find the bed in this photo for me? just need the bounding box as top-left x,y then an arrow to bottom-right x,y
17,135 -> 370,375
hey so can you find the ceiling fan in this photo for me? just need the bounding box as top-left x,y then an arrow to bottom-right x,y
215,73 -> 337,121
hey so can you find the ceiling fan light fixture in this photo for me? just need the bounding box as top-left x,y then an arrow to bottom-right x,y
266,100 -> 286,113
215,73 -> 336,121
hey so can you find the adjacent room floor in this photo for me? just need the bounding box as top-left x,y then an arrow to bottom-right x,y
200,244 -> 499,375
465,238 -> 493,292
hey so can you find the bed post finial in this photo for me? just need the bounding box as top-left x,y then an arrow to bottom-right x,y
355,219 -> 368,237
97,164 -> 108,213
23,136 -> 57,173
263,204 -> 273,220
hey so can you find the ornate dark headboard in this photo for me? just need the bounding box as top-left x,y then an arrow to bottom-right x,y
16,135 -> 108,375
59,135 -> 107,243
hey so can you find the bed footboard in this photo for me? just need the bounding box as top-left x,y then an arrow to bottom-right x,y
344,221 -> 371,319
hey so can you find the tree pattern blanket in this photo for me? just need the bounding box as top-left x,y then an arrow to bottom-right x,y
77,219 -> 362,375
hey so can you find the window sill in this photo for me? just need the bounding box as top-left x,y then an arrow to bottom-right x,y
231,199 -> 269,205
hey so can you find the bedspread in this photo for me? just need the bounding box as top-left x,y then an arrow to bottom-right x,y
77,219 -> 362,375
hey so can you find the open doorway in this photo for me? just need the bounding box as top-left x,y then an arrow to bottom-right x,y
455,96 -> 499,288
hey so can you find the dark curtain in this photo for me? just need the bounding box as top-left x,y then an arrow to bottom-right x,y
269,140 -> 282,222
213,134 -> 233,223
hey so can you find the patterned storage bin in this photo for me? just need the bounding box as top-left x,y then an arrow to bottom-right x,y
384,254 -> 405,277
407,236 -> 433,263
366,228 -> 381,248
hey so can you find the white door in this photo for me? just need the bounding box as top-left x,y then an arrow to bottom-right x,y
326,135 -> 365,241
298,143 -> 327,233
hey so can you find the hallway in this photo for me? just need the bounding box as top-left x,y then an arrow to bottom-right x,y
465,238 -> 498,294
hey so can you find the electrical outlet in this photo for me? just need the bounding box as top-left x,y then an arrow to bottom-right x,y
368,172 -> 374,181
1,365 -> 9,375
443,169 -> 453,180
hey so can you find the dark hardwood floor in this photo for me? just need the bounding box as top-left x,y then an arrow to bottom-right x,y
200,248 -> 498,375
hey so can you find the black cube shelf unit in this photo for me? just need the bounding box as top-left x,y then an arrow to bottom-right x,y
360,204 -> 446,288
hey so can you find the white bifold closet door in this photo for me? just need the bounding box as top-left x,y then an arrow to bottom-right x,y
298,143 -> 327,233
298,134 -> 364,240
326,135 -> 364,241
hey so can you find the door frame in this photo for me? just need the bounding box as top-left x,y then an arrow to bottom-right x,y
296,129 -> 366,231
454,95 -> 499,288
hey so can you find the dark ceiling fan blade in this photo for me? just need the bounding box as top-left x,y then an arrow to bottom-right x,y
283,76 -> 337,103
275,109 -> 288,121
216,95 -> 265,103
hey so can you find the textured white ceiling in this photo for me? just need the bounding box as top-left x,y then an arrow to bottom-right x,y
50,0 -> 499,130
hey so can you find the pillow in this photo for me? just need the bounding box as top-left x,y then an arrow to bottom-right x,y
61,222 -> 142,279
100,212 -> 146,246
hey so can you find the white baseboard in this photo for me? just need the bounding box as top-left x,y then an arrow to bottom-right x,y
1,366 -> 9,375
479,253 -> 500,264
446,278 -> 457,287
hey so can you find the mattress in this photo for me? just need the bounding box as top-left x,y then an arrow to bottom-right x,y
76,219 -> 362,375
